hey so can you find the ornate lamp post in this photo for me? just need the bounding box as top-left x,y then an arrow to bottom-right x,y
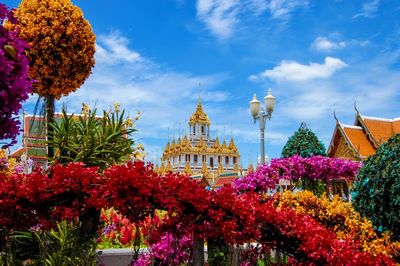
249,89 -> 276,164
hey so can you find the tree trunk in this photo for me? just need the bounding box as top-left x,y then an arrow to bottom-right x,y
192,232 -> 204,266
46,95 -> 55,161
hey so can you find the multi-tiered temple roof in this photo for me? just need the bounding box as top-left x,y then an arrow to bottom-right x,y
328,109 -> 400,161
159,99 -> 241,185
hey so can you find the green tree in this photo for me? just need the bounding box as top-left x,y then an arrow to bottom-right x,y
281,122 -> 326,158
353,134 -> 400,241
282,123 -> 326,196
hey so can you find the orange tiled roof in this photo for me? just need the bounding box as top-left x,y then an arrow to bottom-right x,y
361,116 -> 398,145
213,176 -> 237,188
393,119 -> 400,134
342,125 -> 376,157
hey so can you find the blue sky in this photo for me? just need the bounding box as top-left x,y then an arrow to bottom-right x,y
4,0 -> 400,166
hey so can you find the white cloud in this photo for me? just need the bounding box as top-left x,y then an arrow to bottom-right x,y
249,56 -> 348,81
196,0 -> 308,39
268,0 -> 308,19
59,31 -> 229,151
353,0 -> 380,19
96,31 -> 141,64
312,37 -> 346,52
196,0 -> 240,40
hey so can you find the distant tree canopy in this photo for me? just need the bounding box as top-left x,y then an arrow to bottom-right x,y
353,134 -> 400,241
281,122 -> 326,158
282,123 -> 327,196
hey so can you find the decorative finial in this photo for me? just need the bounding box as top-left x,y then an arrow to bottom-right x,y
333,110 -> 339,123
354,101 -> 359,114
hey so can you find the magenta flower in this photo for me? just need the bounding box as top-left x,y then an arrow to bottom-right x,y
0,4 -> 33,148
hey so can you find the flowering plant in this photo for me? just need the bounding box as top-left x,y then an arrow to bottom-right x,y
0,161 -> 394,265
0,4 -> 32,147
275,190 -> 400,259
233,156 -> 361,192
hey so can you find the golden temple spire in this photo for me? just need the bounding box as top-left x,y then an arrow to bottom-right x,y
196,136 -> 207,151
159,161 -> 165,175
166,160 -> 172,172
217,162 -> 224,175
247,162 -> 254,173
189,98 -> 211,126
202,161 -> 209,177
229,137 -> 239,154
184,161 -> 193,176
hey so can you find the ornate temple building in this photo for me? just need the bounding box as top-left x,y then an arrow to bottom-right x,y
328,109 -> 400,161
326,109 -> 399,201
158,99 -> 241,178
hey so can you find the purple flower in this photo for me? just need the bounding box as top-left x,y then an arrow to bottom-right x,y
233,156 -> 361,193
0,4 -> 33,148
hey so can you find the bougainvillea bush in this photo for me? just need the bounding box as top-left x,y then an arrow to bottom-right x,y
0,161 -> 394,265
233,155 -> 361,193
0,4 -> 32,147
275,190 -> 400,259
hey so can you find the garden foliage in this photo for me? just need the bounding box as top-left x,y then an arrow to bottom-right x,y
48,107 -> 136,170
0,158 -> 393,265
353,134 -> 400,241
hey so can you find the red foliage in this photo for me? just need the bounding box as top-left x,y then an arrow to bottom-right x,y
0,162 -> 394,265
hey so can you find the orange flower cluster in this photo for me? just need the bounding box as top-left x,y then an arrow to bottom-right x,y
275,190 -> 400,259
0,149 -> 17,176
8,0 -> 95,99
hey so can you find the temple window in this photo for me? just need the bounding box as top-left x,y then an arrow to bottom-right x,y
233,156 -> 237,164
225,156 -> 229,164
193,126 -> 196,135
218,156 -> 221,163
201,126 -> 205,134
202,155 -> 206,162
210,157 -> 214,168
179,155 -> 181,162
194,155 -> 198,163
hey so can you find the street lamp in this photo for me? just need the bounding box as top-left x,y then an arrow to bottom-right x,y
249,89 -> 276,164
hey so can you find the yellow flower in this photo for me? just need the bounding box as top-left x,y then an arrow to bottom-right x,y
276,190 -> 400,258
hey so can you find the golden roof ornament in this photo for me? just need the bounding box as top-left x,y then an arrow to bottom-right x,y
159,162 -> 165,175
247,162 -> 254,173
229,137 -> 239,154
211,135 -> 221,152
202,161 -> 209,177
184,161 -> 193,175
217,162 -> 224,175
196,136 -> 207,151
166,160 -> 172,172
189,98 -> 211,126
234,163 -> 239,172
221,139 -> 230,153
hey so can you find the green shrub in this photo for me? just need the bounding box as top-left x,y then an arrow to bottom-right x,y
48,107 -> 136,170
353,134 -> 400,241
